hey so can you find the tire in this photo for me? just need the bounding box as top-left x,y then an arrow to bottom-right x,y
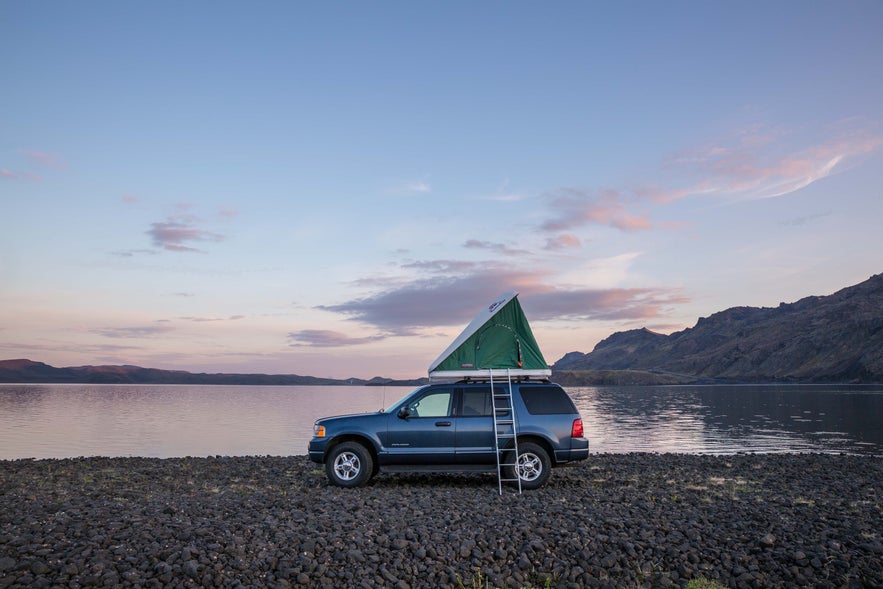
505,441 -> 551,490
326,442 -> 374,488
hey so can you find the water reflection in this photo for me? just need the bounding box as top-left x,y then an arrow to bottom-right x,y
0,384 -> 400,460
1,383 -> 881,459
570,384 -> 883,455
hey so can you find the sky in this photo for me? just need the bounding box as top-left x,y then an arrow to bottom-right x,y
2,2 -> 882,379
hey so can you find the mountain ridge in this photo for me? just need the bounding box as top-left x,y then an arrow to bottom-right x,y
0,360 -> 428,386
553,273 -> 883,383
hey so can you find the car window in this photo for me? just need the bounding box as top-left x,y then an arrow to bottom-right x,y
461,388 -> 493,417
408,390 -> 453,418
519,386 -> 578,415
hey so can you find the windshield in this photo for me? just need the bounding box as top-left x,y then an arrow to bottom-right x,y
382,385 -> 426,413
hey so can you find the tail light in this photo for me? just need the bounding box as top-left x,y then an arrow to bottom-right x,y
571,418 -> 584,439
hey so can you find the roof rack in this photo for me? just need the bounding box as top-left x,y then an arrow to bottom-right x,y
429,368 -> 552,384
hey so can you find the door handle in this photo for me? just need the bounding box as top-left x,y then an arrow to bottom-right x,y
435,421 -> 452,427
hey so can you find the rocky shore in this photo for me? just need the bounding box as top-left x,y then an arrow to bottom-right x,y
1,453 -> 880,588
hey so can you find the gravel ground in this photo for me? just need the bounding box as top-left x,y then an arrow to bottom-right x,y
1,453 -> 881,588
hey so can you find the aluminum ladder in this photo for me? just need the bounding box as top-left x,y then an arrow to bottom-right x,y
490,369 -> 522,494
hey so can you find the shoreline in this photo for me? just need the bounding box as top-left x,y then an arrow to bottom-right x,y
2,453 -> 881,588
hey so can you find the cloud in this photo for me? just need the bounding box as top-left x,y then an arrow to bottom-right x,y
148,217 -> 224,252
178,315 -> 245,322
401,259 -> 480,273
318,266 -> 686,333
93,325 -> 174,338
463,239 -> 531,256
540,188 -> 653,233
111,249 -> 158,257
653,125 -> 882,202
405,181 -> 431,193
18,149 -> 65,169
287,329 -> 386,347
779,210 -> 833,227
0,169 -> 40,181
543,234 -> 581,250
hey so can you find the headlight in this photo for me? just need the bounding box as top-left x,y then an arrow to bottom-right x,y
314,424 -> 326,438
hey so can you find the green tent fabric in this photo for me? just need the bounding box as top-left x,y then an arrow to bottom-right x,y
429,292 -> 549,378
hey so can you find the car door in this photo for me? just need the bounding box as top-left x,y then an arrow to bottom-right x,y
454,385 -> 498,464
386,386 -> 456,464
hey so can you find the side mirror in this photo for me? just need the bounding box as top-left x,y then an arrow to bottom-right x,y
397,406 -> 411,419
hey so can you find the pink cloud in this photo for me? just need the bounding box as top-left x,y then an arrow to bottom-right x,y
0,169 -> 41,181
541,188 -> 653,233
543,234 -> 582,250
18,149 -> 65,169
148,217 -> 224,252
656,125 -> 882,201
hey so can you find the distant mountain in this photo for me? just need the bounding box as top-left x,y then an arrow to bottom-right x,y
0,360 -> 426,386
553,273 -> 883,384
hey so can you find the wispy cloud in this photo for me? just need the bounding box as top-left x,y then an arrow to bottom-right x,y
287,329 -> 386,347
148,216 -> 225,253
540,188 -> 653,233
404,180 -> 431,193
0,168 -> 41,181
18,149 -> 65,169
93,325 -> 174,338
463,239 -> 531,256
178,315 -> 245,322
111,249 -> 158,257
651,125 -> 882,202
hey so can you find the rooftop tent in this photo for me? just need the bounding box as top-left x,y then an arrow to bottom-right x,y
428,291 -> 551,380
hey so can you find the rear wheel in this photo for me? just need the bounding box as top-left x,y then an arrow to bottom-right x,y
326,442 -> 374,488
505,441 -> 551,490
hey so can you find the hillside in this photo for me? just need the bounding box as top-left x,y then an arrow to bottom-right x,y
553,273 -> 883,383
0,360 -> 426,386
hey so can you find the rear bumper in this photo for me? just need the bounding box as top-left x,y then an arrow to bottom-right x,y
555,437 -> 589,464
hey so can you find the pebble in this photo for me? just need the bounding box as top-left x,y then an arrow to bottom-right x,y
1,453 -> 881,588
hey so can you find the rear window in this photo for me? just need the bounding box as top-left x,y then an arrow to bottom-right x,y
519,386 -> 577,415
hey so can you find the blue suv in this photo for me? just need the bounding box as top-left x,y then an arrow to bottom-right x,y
308,380 -> 589,489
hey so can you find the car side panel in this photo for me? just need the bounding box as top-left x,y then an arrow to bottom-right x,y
384,412 -> 456,464
454,415 -> 496,463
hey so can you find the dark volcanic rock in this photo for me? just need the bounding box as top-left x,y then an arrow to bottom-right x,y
554,273 -> 883,383
1,454 -> 881,588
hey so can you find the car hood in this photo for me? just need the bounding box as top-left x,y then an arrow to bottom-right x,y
316,411 -> 384,423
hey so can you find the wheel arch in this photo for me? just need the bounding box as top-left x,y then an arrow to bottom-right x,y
325,434 -> 380,472
515,434 -> 555,464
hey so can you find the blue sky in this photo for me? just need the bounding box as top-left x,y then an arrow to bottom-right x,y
2,1 -> 882,378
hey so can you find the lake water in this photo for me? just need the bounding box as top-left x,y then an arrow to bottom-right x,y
0,383 -> 881,459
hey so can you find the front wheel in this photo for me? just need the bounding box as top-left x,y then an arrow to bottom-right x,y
326,442 -> 374,488
505,442 -> 551,490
